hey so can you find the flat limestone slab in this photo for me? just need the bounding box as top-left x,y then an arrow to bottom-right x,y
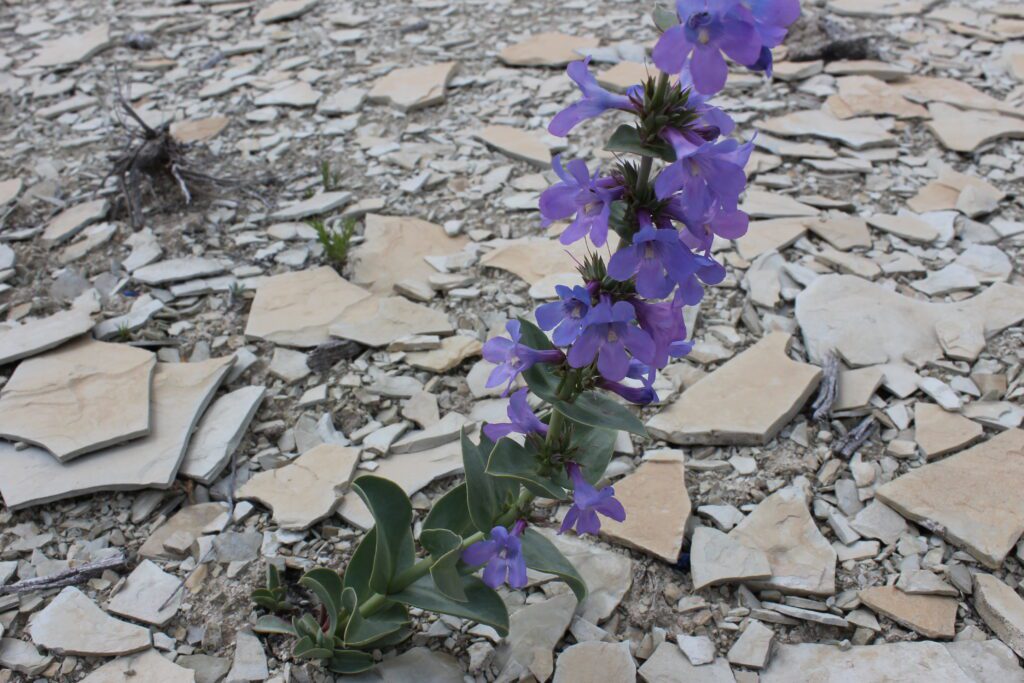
973,573 -> 1024,658
474,125 -> 551,169
729,487 -> 837,596
107,560 -> 183,627
140,502 -> 229,560
0,339 -> 155,462
268,191 -> 351,220
238,444 -> 360,530
179,385 -> 265,484
80,649 -> 196,683
480,237 -> 598,285
690,526 -> 772,590
329,296 -> 453,347
499,32 -> 600,67
638,643 -> 736,683
0,293 -> 98,365
41,198 -> 109,244
600,451 -> 690,563
876,429 -> 1024,568
796,275 -> 1024,366
755,108 -> 897,149
244,266 -> 372,347
760,642 -> 975,682
647,333 -> 821,446
859,585 -> 957,638
914,402 -> 983,459
0,357 -> 233,509
29,587 -> 151,656
25,24 -> 112,69
368,62 -> 458,111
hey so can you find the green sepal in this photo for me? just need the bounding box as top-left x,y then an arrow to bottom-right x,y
352,476 -> 414,595
253,614 -> 297,636
423,482 -> 476,538
391,574 -> 510,637
520,529 -> 588,602
327,650 -> 375,674
421,528 -> 468,602
487,438 -> 567,501
554,390 -> 646,436
653,5 -> 680,31
462,430 -> 518,533
605,125 -> 676,162
299,568 -> 345,635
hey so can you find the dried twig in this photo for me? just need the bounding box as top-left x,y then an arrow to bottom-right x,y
835,415 -> 877,458
0,552 -> 127,595
812,352 -> 840,421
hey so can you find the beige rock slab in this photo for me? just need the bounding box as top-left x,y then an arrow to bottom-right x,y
253,80 -> 320,108
795,274 -> 1024,366
404,335 -> 482,373
804,215 -> 872,250
474,125 -> 551,169
646,333 -> 821,446
42,198 -> 108,244
829,75 -> 929,119
639,643 -> 736,683
597,61 -> 650,92
690,526 -> 772,590
944,639 -> 1024,683
0,178 -> 23,205
368,62 -> 458,111
139,502 -> 229,560
895,75 -> 1023,117
859,585 -> 957,638
25,24 -> 111,68
755,108 -> 897,149
533,528 -> 633,624
866,213 -> 939,243
974,573 -> 1024,658
29,587 -> 151,656
330,296 -> 453,348
80,649 -> 196,683
739,190 -> 819,219
0,339 -> 155,462
876,429 -> 1024,568
255,0 -> 318,23
599,453 -> 690,563
237,444 -> 360,530
0,294 -> 98,365
348,214 -> 469,295
106,560 -> 182,627
761,642 -> 975,682
269,191 -> 351,220
480,237 -> 596,285
729,487 -> 837,596
926,102 -> 1024,152
0,358 -> 233,510
914,402 -> 983,459
735,218 -> 808,260
337,439 -> 464,529
244,266 -> 372,347
815,246 -> 881,280
494,593 -> 577,682
833,366 -> 884,411
499,32 -> 600,67
179,385 -> 266,484
169,116 -> 229,143
554,642 -> 635,683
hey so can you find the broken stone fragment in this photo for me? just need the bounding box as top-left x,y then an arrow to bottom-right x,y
179,385 -> 266,484
368,62 -> 458,111
499,32 -> 600,67
973,573 -> 1024,659
690,526 -> 772,590
859,585 -> 957,638
29,587 -> 151,656
140,502 -> 229,560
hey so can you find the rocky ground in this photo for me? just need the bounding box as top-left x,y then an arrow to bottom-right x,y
2,0 -> 1024,681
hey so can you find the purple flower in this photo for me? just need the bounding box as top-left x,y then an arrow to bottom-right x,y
745,0 -> 801,49
672,250 -> 727,306
535,284 -> 592,346
461,521 -> 528,590
567,298 -> 655,382
632,298 -> 689,369
653,0 -> 763,95
663,192 -> 750,252
598,359 -> 660,405
483,388 -> 550,442
539,156 -> 624,247
549,57 -> 638,137
483,320 -> 565,395
559,463 -> 626,536
654,133 -> 752,215
607,211 -> 691,299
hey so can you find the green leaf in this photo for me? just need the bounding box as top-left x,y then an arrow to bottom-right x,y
567,422 -> 618,486
299,568 -> 345,634
341,587 -> 409,648
267,564 -> 281,591
422,482 -> 476,537
486,438 -> 567,500
520,529 -> 588,602
463,430 -> 519,533
391,574 -> 510,637
293,613 -> 322,640
343,528 -> 376,603
420,528 -> 468,602
328,650 -> 375,674
517,317 -> 562,402
352,476 -> 414,595
553,390 -> 646,436
254,615 -> 297,636
652,5 -> 679,31
293,636 -> 333,660
608,200 -> 632,242
605,125 -> 676,162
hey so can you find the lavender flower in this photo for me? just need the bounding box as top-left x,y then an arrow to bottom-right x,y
607,211 -> 691,299
654,133 -> 753,215
663,192 -> 749,252
743,0 -> 802,75
483,388 -> 549,442
632,298 -> 689,369
539,156 -> 624,247
598,359 -> 660,405
549,57 -> 639,136
672,250 -> 727,306
535,284 -> 592,347
483,320 -> 565,395
567,299 -> 655,382
653,1 -> 763,95
560,463 -> 626,535
461,521 -> 528,590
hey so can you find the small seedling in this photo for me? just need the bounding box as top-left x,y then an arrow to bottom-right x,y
312,217 -> 357,267
251,565 -> 291,613
116,322 -> 132,341
320,159 -> 342,192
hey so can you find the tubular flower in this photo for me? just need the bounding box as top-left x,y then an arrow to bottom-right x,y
654,132 -> 753,214
560,463 -> 626,535
483,388 -> 549,442
567,299 -> 655,382
607,211 -> 692,300
461,521 -> 528,590
539,156 -> 624,247
535,284 -> 593,347
549,57 -> 639,136
482,320 -> 565,395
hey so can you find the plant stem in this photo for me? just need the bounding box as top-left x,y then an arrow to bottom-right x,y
634,70 -> 670,202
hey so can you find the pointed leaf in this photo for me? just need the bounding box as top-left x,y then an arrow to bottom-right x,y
553,390 -> 646,436
343,587 -> 408,648
293,636 -> 333,661
328,650 -> 375,674
299,568 -> 345,634
423,482 -> 476,537
352,476 -> 414,594
605,125 -> 675,161
463,430 -> 518,533
391,574 -> 510,637
254,615 -> 297,636
486,438 -> 567,500
520,529 -> 587,602
565,422 -> 618,486
421,528 -> 468,602
343,528 -> 376,603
